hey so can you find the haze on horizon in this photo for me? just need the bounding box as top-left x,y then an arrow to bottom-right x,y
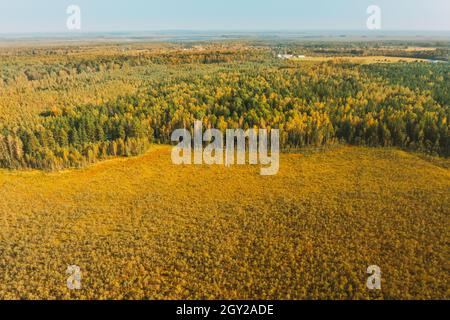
0,0 -> 449,34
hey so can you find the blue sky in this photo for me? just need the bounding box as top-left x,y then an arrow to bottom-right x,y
0,0 -> 449,33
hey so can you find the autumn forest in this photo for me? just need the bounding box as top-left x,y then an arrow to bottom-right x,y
0,40 -> 448,300
1,43 -> 448,170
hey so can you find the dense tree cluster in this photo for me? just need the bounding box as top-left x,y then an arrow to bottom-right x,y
0,105 -> 154,169
0,47 -> 448,170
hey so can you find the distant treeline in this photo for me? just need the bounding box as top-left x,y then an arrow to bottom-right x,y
1,49 -> 268,85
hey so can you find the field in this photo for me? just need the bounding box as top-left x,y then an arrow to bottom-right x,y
295,56 -> 430,64
0,145 -> 448,299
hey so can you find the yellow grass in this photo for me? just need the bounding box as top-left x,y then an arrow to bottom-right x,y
382,47 -> 438,52
295,56 -> 428,64
0,146 -> 448,299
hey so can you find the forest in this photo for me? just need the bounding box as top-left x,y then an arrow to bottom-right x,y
0,43 -> 448,169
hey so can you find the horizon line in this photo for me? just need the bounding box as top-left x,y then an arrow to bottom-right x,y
1,29 -> 450,36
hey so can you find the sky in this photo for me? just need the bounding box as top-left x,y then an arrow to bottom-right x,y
0,0 -> 449,33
